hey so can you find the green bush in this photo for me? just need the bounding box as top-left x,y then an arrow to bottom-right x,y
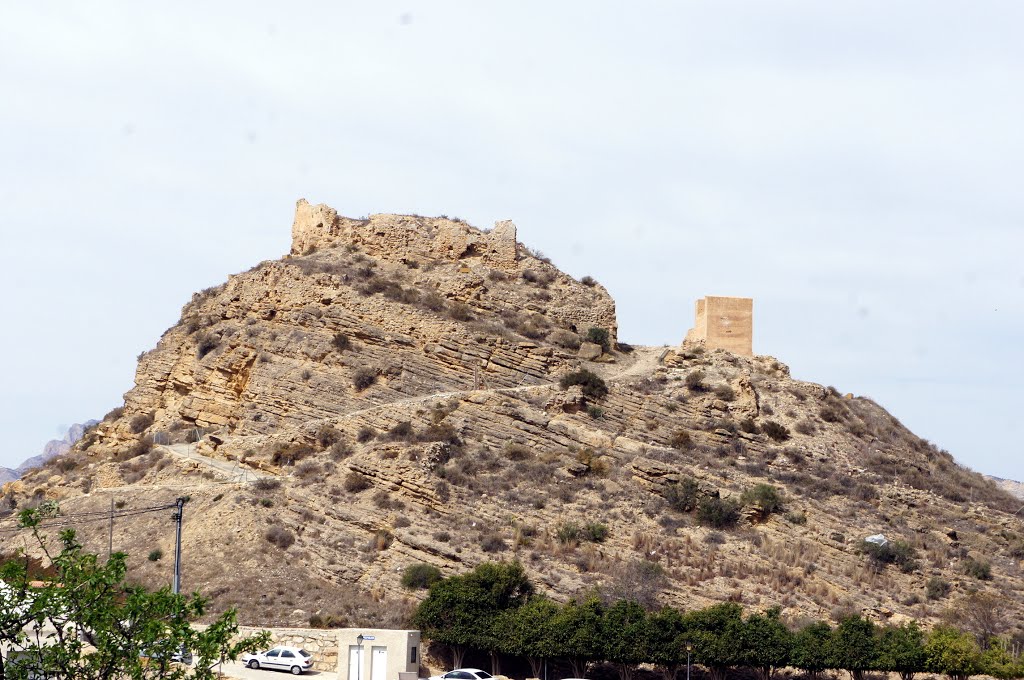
559,369 -> 609,400
962,557 -> 992,580
785,510 -> 807,525
585,327 -> 610,352
401,563 -> 443,590
761,420 -> 791,442
665,478 -> 700,512
147,549 -> 163,562
696,497 -> 741,529
557,522 -> 582,545
742,484 -> 785,515
925,576 -> 951,600
861,539 -> 919,573
583,522 -> 609,543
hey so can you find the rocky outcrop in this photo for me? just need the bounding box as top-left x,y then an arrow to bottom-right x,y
4,202 -> 1022,636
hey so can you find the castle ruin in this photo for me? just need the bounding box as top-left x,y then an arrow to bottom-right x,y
684,296 -> 753,356
291,198 -> 518,267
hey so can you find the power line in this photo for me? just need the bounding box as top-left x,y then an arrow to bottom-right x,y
0,502 -> 177,535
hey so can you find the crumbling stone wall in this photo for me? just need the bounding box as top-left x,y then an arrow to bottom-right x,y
684,296 -> 753,356
291,199 -> 518,268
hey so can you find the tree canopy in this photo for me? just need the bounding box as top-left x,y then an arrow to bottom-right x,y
412,561 -> 1024,680
0,508 -> 268,680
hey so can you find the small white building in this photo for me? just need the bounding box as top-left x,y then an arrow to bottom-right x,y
339,629 -> 421,680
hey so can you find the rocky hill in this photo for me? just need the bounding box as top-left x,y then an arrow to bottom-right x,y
2,200 -> 1022,639
0,422 -> 97,484
988,476 -> 1024,501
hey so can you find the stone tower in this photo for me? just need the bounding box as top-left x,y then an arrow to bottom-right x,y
683,296 -> 753,356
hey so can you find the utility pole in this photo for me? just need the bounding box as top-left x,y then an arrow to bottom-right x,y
172,497 -> 185,595
108,496 -> 114,560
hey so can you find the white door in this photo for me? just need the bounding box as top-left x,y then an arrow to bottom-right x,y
348,646 -> 363,680
371,646 -> 387,680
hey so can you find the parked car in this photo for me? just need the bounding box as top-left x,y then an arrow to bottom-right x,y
241,646 -> 314,675
140,643 -> 193,666
428,669 -> 494,680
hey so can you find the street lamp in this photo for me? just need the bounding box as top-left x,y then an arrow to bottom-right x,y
686,643 -> 692,680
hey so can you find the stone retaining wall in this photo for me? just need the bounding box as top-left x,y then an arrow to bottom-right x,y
237,626 -> 339,673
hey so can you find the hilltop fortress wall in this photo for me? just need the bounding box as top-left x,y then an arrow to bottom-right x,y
290,198 -> 617,344
291,198 -> 518,268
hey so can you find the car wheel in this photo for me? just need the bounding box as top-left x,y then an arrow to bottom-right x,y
248,660 -> 260,669
290,666 -> 302,675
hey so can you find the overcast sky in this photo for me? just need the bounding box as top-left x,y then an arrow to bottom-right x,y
2,2 -> 1022,482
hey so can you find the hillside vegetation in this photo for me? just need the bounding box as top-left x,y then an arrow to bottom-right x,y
1,203 -> 1021,648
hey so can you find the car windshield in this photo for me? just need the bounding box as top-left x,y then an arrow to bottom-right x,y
299,650 -> 312,658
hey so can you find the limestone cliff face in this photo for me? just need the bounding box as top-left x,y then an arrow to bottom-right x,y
105,200 -> 616,455
4,202 -> 1023,637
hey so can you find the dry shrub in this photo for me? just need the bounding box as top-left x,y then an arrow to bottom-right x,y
353,368 -> 377,391
129,413 -> 154,434
344,471 -> 372,493
549,329 -> 581,350
265,525 -> 295,549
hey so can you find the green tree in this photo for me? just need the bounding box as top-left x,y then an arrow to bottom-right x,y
600,600 -> 648,680
738,607 -> 792,680
979,639 -> 1017,680
400,563 -> 442,590
412,561 -> 533,671
925,625 -> 981,680
684,603 -> 744,680
664,479 -> 700,513
492,596 -> 560,679
790,621 -> 832,680
548,596 -> 605,679
829,615 -> 877,680
876,622 -> 926,680
0,508 -> 268,680
644,607 -> 688,680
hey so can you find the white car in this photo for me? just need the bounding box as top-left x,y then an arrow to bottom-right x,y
429,669 -> 494,680
241,646 -> 313,675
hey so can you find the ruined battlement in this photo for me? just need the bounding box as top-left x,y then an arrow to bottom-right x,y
684,295 -> 753,356
291,198 -> 518,267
